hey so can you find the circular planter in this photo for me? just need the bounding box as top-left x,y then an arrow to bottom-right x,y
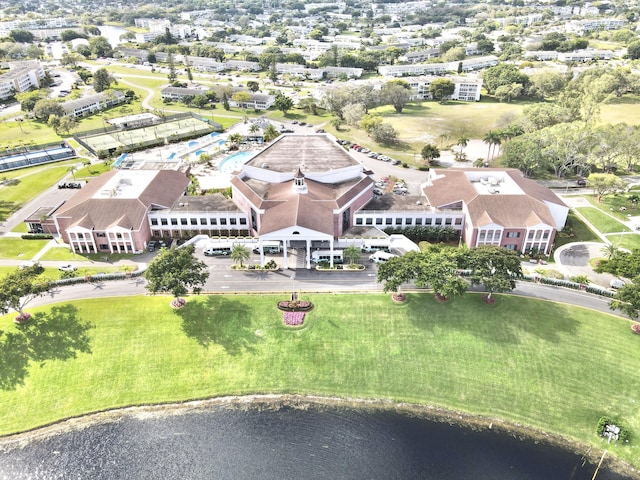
631,323 -> 640,335
481,294 -> 497,305
14,312 -> 32,325
434,293 -> 450,303
392,293 -> 406,303
170,298 -> 186,309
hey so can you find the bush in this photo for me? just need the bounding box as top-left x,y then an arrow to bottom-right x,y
21,234 -> 54,240
597,416 -> 630,443
632,323 -> 640,335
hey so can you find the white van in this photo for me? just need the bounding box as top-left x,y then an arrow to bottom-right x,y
610,278 -> 625,289
204,242 -> 234,256
369,251 -> 398,263
361,241 -> 391,253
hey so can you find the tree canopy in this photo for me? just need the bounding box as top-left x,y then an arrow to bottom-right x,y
144,245 -> 210,301
0,264 -> 52,319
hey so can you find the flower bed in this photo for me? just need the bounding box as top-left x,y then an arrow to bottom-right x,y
277,300 -> 313,312
14,312 -> 32,325
632,323 -> 640,335
392,293 -> 406,303
283,311 -> 305,326
170,298 -> 186,309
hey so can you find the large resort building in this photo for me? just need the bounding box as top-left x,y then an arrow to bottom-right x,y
33,135 -> 568,267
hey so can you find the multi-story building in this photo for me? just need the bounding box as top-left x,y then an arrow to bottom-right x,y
0,61 -> 45,100
405,76 -> 483,102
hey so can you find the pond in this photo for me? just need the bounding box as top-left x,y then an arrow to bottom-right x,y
0,404 -> 634,480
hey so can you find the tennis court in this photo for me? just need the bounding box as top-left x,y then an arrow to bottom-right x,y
81,117 -> 215,154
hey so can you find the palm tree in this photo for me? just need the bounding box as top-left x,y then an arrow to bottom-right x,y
227,132 -> 244,150
601,242 -> 619,260
457,135 -> 469,155
67,165 -> 77,179
483,130 -> 501,162
343,245 -> 361,266
231,244 -> 251,268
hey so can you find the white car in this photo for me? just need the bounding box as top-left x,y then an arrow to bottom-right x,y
58,264 -> 77,272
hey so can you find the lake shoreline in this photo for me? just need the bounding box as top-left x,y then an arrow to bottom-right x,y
0,394 -> 637,478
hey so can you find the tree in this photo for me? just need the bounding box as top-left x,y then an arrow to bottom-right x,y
628,41 -> 640,60
482,64 -> 528,95
483,130 -> 502,163
9,29 -> 35,43
230,244 -> 251,268
465,246 -> 523,302
457,135 -> 469,156
144,245 -> 209,306
232,91 -> 251,112
167,52 -> 177,83
376,253 -> 418,294
48,115 -> 61,134
343,245 -> 361,266
298,97 -> 318,116
16,90 -> 45,112
246,81 -> 260,92
371,123 -> 398,145
342,103 -> 366,127
33,99 -> 65,121
360,114 -> 383,134
59,116 -> 78,136
414,248 -> 468,301
227,132 -> 244,148
0,264 -> 52,323
429,78 -> 455,102
587,173 -> 627,203
609,278 -> 640,319
88,36 -> 113,58
382,82 -> 412,113
421,144 -> 440,166
601,243 -> 620,261
93,68 -> 115,93
494,83 -> 524,103
222,92 -> 230,111
274,93 -> 294,114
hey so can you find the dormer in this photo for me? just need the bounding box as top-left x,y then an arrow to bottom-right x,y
293,166 -> 308,194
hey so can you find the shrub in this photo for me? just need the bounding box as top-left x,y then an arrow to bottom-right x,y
21,234 -> 54,240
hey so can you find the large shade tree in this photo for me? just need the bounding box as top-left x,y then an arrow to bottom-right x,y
0,264 -> 53,324
464,246 -> 523,303
144,245 -> 209,307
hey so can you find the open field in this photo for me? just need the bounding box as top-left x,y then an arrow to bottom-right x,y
0,160 -> 80,222
0,237 -> 50,259
576,207 -> 631,234
0,293 -> 638,469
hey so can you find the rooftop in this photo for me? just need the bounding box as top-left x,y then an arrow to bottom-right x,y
93,170 -> 159,200
245,134 -> 359,173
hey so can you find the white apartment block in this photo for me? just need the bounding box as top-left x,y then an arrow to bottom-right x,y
378,56 -> 498,77
405,76 -> 483,102
565,18 -> 626,34
0,61 -> 45,100
61,91 -> 127,118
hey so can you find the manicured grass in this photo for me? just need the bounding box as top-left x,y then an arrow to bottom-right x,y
0,293 -> 638,468
552,211 -> 600,250
575,207 -> 630,234
600,95 -> 640,126
0,237 -> 49,259
606,233 -> 640,251
0,161 -> 79,221
584,193 -> 640,222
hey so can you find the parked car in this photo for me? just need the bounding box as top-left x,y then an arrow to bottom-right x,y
576,178 -> 587,186
373,188 -> 384,196
147,240 -> 158,252
610,278 -> 625,289
58,264 -> 77,272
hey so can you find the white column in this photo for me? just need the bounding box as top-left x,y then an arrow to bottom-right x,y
283,241 -> 289,269
329,238 -> 334,268
306,240 -> 311,269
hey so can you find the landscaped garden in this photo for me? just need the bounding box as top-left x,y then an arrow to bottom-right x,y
0,293 -> 638,470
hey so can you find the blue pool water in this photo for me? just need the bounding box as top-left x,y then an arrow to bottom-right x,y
219,151 -> 258,174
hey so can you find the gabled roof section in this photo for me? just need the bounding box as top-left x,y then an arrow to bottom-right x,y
55,170 -> 189,232
424,168 -> 565,229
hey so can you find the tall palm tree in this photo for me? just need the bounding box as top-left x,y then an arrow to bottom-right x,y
231,244 -> 251,268
483,130 -> 502,162
343,245 -> 361,266
457,135 -> 469,155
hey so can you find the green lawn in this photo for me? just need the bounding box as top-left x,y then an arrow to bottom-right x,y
552,211 -> 600,251
0,161 -> 80,222
0,237 -> 49,259
575,207 -> 630,234
0,293 -> 638,468
606,233 -> 640,251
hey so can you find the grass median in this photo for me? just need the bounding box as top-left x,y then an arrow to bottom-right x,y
0,293 -> 638,468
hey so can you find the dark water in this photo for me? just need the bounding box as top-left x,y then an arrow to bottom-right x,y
0,406 -> 635,480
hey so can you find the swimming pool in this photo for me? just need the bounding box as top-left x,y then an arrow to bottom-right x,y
219,151 -> 258,174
